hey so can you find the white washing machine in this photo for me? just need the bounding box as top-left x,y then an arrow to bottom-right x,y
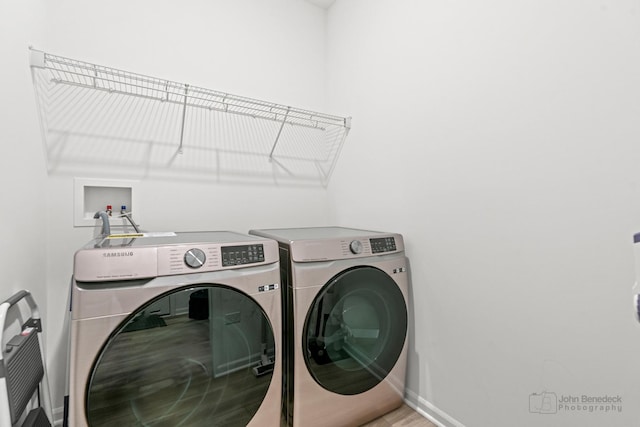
249,227 -> 409,427
65,231 -> 282,427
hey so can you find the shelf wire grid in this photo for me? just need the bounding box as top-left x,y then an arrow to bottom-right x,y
42,52 -> 348,131
30,50 -> 350,186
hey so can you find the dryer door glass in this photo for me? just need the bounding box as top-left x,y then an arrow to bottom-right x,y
303,266 -> 407,395
85,285 -> 276,426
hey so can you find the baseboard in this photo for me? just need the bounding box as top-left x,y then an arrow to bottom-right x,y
404,389 -> 466,427
52,405 -> 64,427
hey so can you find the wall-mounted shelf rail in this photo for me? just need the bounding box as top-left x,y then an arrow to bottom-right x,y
29,48 -> 351,186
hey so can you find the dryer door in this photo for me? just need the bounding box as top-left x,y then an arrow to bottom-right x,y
303,266 -> 407,395
85,285 -> 275,426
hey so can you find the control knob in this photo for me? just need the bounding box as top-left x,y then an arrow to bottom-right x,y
184,248 -> 206,269
349,240 -> 363,254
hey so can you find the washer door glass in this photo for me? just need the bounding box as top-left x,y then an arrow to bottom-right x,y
86,285 -> 275,426
303,266 -> 407,395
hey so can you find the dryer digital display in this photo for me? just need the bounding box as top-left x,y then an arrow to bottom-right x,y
221,244 -> 265,266
369,237 -> 396,254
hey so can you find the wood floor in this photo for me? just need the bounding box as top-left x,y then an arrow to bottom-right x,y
361,404 -> 437,427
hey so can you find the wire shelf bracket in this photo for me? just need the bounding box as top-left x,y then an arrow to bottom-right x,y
269,106 -> 291,159
178,84 -> 188,154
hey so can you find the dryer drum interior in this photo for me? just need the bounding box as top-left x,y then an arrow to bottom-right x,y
85,285 -> 275,427
303,266 -> 408,395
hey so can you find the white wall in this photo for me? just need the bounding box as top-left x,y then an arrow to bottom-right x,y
0,1 -> 48,340
29,0 -> 331,418
9,1 -> 640,426
327,1 -> 640,426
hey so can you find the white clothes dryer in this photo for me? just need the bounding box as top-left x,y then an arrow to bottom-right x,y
65,231 -> 282,427
249,227 -> 409,427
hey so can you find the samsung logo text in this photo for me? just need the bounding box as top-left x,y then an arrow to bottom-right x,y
103,252 -> 134,258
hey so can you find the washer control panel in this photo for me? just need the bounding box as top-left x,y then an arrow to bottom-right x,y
221,244 -> 265,266
74,232 -> 279,281
370,237 -> 397,254
157,243 -> 267,276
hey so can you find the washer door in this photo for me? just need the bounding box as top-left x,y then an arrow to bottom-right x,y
303,266 -> 407,395
86,285 -> 275,426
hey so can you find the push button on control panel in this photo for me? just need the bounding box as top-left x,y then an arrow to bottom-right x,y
221,244 -> 265,266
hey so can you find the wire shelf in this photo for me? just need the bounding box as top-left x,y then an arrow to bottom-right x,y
29,48 -> 350,186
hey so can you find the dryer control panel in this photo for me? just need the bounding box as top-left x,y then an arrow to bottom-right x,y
288,233 -> 404,262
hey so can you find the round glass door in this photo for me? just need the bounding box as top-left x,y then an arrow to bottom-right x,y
303,266 -> 407,395
86,285 -> 275,426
